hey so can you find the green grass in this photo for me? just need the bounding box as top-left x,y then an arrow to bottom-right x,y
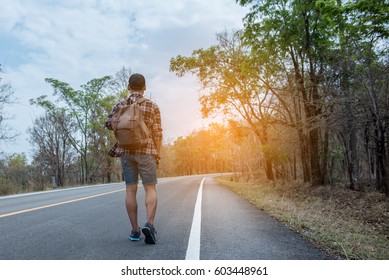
215,176 -> 389,260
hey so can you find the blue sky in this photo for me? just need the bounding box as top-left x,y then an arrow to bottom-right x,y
0,0 -> 248,159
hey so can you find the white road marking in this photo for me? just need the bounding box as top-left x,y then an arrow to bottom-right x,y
0,183 -> 123,200
0,189 -> 124,219
185,177 -> 205,260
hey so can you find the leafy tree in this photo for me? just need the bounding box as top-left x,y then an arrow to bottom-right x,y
236,0 -> 343,185
30,76 -> 113,184
88,94 -> 119,183
236,0 -> 388,188
6,153 -> 30,191
312,0 -> 389,192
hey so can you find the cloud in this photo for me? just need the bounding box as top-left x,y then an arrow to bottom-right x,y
148,72 -> 203,142
0,0 -> 249,157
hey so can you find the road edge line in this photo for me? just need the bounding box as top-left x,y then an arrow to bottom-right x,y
185,177 -> 205,260
0,189 -> 124,219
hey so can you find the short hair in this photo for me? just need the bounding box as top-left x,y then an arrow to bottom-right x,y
128,73 -> 146,91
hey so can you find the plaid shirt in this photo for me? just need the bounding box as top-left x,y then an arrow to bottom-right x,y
105,93 -> 163,157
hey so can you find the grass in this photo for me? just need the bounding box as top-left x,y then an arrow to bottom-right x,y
215,176 -> 389,260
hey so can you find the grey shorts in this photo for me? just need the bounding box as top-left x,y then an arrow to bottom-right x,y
120,154 -> 158,186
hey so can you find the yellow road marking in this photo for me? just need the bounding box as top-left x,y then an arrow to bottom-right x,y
0,189 -> 124,219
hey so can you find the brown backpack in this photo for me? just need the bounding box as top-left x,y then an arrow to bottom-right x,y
110,97 -> 150,149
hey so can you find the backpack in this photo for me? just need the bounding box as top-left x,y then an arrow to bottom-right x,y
110,97 -> 150,150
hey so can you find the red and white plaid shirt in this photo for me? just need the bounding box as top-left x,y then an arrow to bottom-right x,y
105,93 -> 163,157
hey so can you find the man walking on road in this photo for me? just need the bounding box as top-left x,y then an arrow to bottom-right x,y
105,73 -> 163,244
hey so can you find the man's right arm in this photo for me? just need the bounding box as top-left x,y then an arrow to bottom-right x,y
152,105 -> 163,156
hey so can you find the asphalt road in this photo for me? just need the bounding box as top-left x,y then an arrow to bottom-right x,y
0,174 -> 328,260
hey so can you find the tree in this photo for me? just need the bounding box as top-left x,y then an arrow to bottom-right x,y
29,111 -> 75,187
236,0 -> 389,192
109,66 -> 133,97
314,0 -> 389,192
236,0 -> 345,185
348,0 -> 389,194
30,76 -> 113,184
87,94 -> 119,183
0,65 -> 17,143
5,153 -> 30,191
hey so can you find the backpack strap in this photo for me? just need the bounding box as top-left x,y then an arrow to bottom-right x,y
134,97 -> 147,104
124,97 -> 148,106
119,98 -> 128,106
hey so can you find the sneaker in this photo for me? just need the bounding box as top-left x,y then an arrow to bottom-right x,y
129,230 -> 141,241
142,222 -> 157,244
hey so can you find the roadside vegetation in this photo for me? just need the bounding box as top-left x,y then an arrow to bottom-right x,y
216,175 -> 389,260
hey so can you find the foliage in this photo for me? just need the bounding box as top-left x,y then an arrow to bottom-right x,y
171,0 -> 389,194
0,65 -> 17,143
0,153 -> 33,195
30,76 -> 114,184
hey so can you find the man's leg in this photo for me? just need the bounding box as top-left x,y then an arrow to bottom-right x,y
144,184 -> 157,225
126,184 -> 139,231
142,183 -> 158,244
138,155 -> 158,244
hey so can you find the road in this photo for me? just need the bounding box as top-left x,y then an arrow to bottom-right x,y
0,174 -> 328,260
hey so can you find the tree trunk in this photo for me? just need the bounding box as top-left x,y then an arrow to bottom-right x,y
322,125 -> 330,184
298,129 -> 310,182
291,78 -> 310,182
255,123 -> 274,181
309,126 -> 323,186
374,118 -> 388,195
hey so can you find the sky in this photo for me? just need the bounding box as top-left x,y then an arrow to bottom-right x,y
0,0 -> 249,160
